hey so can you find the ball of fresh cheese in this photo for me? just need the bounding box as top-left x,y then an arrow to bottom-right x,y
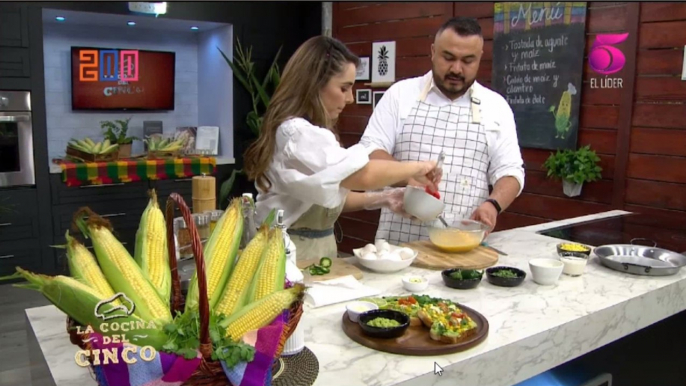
361,252 -> 377,260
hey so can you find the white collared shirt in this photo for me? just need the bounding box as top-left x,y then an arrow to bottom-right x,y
255,117 -> 370,228
360,71 -> 525,195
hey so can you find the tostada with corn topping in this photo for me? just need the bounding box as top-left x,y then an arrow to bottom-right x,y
417,301 -> 478,343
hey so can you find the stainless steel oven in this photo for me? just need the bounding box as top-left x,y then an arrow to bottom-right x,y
0,91 -> 34,187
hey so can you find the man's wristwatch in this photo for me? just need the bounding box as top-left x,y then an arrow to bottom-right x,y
485,199 -> 502,214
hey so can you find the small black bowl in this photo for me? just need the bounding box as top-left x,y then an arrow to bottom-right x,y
486,266 -> 526,287
556,243 -> 591,257
441,268 -> 483,290
358,309 -> 410,339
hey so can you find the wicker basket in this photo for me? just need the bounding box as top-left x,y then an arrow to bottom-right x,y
66,193 -> 304,386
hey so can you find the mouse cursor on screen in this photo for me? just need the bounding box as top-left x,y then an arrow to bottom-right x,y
434,362 -> 444,376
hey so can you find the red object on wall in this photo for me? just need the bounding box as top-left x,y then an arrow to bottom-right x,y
70,47 -> 175,110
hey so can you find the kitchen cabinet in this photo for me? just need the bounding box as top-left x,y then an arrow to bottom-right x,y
0,187 -> 40,276
0,47 -> 30,77
0,3 -> 29,47
48,175 -> 195,269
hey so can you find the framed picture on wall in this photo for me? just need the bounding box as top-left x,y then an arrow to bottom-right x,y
371,41 -> 396,83
356,57 -> 370,81
356,89 -> 372,105
373,91 -> 385,109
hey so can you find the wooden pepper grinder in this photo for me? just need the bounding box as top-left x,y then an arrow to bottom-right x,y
192,174 -> 216,213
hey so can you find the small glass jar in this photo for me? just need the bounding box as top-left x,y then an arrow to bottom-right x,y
209,210 -> 224,234
194,213 -> 211,240
174,217 -> 193,259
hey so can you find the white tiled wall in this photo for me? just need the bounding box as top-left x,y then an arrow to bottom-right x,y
43,23 -> 200,160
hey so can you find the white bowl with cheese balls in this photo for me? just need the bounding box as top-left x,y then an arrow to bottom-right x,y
352,240 -> 418,273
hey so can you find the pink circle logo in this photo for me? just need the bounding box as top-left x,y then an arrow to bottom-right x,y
588,33 -> 629,75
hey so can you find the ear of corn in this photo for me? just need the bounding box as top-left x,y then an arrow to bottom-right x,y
10,268 -> 168,349
247,228 -> 286,303
214,227 -> 268,317
65,230 -> 117,301
185,198 -> 243,312
134,190 -> 171,305
219,284 -> 305,342
89,224 -> 171,324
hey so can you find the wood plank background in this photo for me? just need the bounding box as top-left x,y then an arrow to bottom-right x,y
332,2 -> 686,254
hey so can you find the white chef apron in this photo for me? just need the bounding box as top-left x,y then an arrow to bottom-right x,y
375,80 -> 491,245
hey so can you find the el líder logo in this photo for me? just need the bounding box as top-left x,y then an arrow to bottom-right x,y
588,33 -> 628,89
79,49 -> 139,82
73,292 -> 160,367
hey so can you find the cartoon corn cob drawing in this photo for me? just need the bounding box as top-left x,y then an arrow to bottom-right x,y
549,83 -> 577,139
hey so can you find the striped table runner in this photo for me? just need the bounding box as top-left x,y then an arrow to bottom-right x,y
55,157 -> 216,187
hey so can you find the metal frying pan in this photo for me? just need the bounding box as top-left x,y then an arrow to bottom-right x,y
594,239 -> 686,276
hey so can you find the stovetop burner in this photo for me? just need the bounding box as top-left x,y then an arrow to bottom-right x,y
537,213 -> 686,254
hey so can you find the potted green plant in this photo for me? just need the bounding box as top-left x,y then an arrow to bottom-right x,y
217,39 -> 282,207
542,145 -> 603,197
101,117 -> 138,159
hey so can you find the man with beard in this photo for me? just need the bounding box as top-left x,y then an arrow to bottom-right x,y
359,17 -> 525,245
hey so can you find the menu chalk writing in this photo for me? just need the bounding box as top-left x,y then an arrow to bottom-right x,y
492,2 -> 587,150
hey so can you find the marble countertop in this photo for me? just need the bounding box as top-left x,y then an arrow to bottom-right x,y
25,210 -> 686,386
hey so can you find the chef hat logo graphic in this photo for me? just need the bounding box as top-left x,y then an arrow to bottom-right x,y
588,33 -> 629,75
94,292 -> 136,320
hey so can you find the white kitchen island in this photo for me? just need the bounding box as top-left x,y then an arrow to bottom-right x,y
25,210 -> 686,386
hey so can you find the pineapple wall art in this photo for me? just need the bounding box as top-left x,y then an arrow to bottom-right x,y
371,41 -> 396,83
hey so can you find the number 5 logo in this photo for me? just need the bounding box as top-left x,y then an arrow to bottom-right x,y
588,33 -> 629,75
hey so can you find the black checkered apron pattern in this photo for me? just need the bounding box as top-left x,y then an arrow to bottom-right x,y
375,99 -> 490,245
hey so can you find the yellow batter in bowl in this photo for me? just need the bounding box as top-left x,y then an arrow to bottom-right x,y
429,228 -> 483,252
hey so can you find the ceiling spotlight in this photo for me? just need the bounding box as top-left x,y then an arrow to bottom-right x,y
55,16 -> 65,21
127,21 -> 136,26
191,26 -> 199,30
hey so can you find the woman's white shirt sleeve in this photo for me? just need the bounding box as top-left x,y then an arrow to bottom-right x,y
270,118 -> 369,208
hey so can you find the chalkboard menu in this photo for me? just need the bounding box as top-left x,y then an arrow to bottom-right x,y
492,2 -> 587,150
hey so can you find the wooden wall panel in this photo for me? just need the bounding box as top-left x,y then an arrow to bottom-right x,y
638,20 -> 686,48
628,2 -> 686,230
629,128 -> 686,157
632,104 -> 686,129
333,2 -> 685,254
636,49 -> 684,75
639,2 -> 686,22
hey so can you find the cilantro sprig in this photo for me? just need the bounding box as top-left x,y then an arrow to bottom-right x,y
161,310 -> 255,368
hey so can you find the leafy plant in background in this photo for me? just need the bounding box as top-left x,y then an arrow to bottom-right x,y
101,117 -> 138,145
543,145 -> 603,184
217,39 -> 282,207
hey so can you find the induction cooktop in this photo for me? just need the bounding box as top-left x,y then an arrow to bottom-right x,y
537,213 -> 686,254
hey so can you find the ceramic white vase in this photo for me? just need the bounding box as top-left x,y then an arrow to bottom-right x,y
563,180 -> 583,197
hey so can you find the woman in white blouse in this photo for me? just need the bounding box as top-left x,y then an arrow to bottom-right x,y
244,36 -> 439,260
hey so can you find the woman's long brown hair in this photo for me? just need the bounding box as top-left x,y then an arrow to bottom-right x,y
244,36 -> 360,192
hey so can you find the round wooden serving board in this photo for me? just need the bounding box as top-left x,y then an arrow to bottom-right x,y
341,304 -> 489,356
402,240 -> 498,270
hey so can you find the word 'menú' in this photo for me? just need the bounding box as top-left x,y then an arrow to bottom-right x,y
73,320 -> 159,367
511,2 -> 564,27
79,49 -> 139,82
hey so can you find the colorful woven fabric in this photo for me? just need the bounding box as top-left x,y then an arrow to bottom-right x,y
55,157 -> 216,187
222,311 -> 288,386
88,332 -> 202,386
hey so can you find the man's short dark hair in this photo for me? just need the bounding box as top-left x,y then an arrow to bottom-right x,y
437,17 -> 482,37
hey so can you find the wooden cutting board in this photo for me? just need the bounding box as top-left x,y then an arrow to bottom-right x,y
401,240 -> 498,270
341,303 -> 489,356
296,258 -> 363,282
